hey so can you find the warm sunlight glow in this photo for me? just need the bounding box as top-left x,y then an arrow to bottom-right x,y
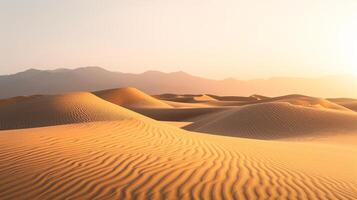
0,1 -> 357,199
338,17 -> 357,75
1,0 -> 357,79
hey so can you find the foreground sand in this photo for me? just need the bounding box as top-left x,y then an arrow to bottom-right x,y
0,119 -> 356,199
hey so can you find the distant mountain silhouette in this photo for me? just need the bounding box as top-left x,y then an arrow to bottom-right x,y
0,67 -> 356,98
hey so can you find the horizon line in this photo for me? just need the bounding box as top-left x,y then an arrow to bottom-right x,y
2,66 -> 356,81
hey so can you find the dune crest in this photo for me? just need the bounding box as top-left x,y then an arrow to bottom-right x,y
0,92 -> 148,130
185,102 -> 357,140
207,94 -> 259,102
0,95 -> 43,107
94,87 -> 172,108
329,98 -> 357,112
192,94 -> 217,102
156,93 -> 352,111
247,94 -> 351,111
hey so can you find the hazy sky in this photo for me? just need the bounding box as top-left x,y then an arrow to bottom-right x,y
1,0 -> 357,79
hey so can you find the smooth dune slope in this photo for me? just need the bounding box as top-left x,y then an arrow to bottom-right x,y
329,98 -> 357,112
0,92 -> 148,130
244,94 -> 351,111
155,94 -> 244,107
157,93 -> 349,110
207,94 -> 259,102
162,100 -> 213,108
133,107 -> 229,122
0,120 -> 356,199
192,94 -> 217,102
155,94 -> 216,103
185,102 -> 357,140
94,87 -> 172,108
0,95 -> 43,107
250,94 -> 269,100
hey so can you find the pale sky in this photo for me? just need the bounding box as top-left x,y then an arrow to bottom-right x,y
0,0 -> 357,79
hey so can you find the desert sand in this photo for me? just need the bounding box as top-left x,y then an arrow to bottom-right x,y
185,102 -> 357,140
240,95 -> 352,111
94,87 -> 172,108
0,88 -> 356,199
329,98 -> 357,112
0,92 -> 151,130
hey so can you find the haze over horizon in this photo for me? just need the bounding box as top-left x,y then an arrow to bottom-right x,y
1,0 -> 357,79
1,66 -> 357,81
0,66 -> 356,99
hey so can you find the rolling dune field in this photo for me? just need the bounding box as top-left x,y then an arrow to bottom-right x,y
2,0 -> 357,199
0,88 -> 356,199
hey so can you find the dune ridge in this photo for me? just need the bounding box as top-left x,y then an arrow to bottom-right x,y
192,94 -> 217,102
0,95 -> 43,107
156,93 -> 351,111
155,94 -> 219,103
162,100 -> 213,108
0,92 -> 149,130
329,98 -> 357,112
207,94 -> 259,102
0,120 -> 356,199
94,87 -> 172,108
133,107 -> 229,122
185,102 -> 357,140
243,94 -> 351,111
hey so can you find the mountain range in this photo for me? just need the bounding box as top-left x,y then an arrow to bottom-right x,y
0,66 -> 356,98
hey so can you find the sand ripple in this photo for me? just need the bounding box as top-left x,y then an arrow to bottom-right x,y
0,120 -> 356,199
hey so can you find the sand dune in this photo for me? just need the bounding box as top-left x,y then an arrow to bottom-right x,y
157,93 -> 349,111
154,95 -> 199,103
0,95 -> 43,107
0,120 -> 356,199
0,92 -> 148,130
192,94 -> 217,102
206,94 -> 268,102
156,94 -> 246,107
155,94 -> 217,103
207,94 -> 259,102
161,100 -> 213,108
207,94 -> 351,110
329,98 -> 357,112
250,94 -> 269,100
94,87 -> 172,108
243,94 -> 351,111
185,102 -> 357,140
133,107 -> 229,122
